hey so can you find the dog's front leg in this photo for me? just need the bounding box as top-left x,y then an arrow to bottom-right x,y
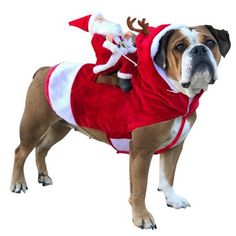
158,142 -> 191,209
129,141 -> 156,229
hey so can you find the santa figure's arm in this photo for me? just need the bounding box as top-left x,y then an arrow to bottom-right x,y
104,35 -> 120,53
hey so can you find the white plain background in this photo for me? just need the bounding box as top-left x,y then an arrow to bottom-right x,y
0,0 -> 235,235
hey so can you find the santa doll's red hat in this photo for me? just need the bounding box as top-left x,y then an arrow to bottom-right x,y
69,13 -> 103,33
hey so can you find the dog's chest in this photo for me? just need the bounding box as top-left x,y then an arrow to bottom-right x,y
159,116 -> 191,149
172,116 -> 191,144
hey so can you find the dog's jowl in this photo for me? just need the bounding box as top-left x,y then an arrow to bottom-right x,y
11,14 -> 230,229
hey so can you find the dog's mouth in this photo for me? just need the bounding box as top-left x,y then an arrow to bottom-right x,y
191,62 -> 214,79
181,61 -> 215,89
181,61 -> 217,97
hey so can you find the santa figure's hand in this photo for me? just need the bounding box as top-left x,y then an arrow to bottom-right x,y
124,31 -> 133,40
107,33 -> 114,42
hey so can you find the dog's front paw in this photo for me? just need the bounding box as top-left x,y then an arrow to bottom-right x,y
166,193 -> 190,209
38,173 -> 53,186
10,180 -> 28,193
132,211 -> 157,230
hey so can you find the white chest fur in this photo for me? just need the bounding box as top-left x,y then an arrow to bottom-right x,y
172,116 -> 191,146
159,116 -> 191,149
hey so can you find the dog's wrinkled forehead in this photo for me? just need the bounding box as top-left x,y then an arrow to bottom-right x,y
176,27 -> 199,44
169,26 -> 222,62
168,26 -> 217,49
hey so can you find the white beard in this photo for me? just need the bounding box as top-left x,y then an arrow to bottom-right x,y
92,20 -> 123,36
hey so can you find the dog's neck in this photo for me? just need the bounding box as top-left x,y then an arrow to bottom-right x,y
169,78 -> 189,96
154,65 -> 204,98
169,77 -> 206,98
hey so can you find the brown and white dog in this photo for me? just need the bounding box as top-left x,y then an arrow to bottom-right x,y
10,22 -> 230,229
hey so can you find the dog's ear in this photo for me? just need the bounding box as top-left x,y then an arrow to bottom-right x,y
154,30 -> 174,69
205,25 -> 231,57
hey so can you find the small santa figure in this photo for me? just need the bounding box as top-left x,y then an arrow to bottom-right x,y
69,13 -> 137,92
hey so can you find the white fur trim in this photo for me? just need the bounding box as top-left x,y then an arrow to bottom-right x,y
103,40 -> 119,53
151,24 -> 187,58
48,62 -> 84,125
93,52 -> 121,74
117,71 -> 132,79
155,65 -> 179,92
127,45 -> 137,53
110,138 -> 130,151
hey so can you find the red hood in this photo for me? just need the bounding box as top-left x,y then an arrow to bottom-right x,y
135,24 -> 187,92
127,24 -> 203,132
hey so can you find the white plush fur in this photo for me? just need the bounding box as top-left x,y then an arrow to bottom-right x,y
117,71 -> 132,79
48,62 -> 84,125
91,18 -> 123,36
110,138 -> 130,151
88,12 -> 104,33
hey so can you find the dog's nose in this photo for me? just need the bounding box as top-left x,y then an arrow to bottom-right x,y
190,45 -> 207,55
181,82 -> 191,88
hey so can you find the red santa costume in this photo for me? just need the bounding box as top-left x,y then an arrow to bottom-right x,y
69,13 -> 137,89
45,22 -> 204,154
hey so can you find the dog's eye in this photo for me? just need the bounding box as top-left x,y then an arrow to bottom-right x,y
175,43 -> 185,53
205,39 -> 215,48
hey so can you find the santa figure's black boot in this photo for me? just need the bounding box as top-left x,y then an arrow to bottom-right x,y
118,78 -> 132,92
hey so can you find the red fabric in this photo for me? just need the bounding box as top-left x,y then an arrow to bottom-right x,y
70,63 -> 202,139
48,24 -> 204,146
111,115 -> 187,155
117,53 -> 137,75
71,64 -> 132,138
91,34 -> 113,68
69,15 -> 91,32
91,33 -> 137,75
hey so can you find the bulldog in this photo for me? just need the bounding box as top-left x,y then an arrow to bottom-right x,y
10,17 -> 230,230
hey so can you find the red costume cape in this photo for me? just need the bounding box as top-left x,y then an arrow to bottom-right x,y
45,24 -> 203,154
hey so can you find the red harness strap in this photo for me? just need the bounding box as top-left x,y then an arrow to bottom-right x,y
154,115 -> 187,154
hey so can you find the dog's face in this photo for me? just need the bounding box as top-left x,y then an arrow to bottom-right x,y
155,25 -> 231,97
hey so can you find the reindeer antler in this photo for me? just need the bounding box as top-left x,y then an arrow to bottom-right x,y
127,16 -> 149,35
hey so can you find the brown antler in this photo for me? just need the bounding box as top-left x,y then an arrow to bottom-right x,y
127,16 -> 149,35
